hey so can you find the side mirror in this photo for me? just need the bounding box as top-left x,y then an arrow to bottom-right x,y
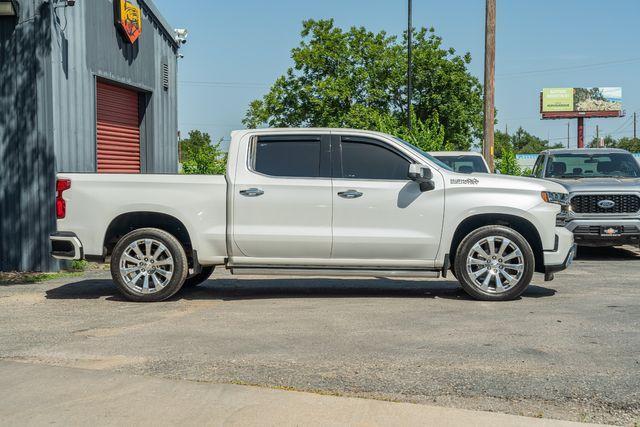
408,164 -> 435,192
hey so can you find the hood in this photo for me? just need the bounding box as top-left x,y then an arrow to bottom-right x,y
446,172 -> 567,194
545,177 -> 640,193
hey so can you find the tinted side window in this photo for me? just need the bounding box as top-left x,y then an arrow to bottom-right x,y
254,138 -> 321,177
532,156 -> 545,177
340,141 -> 410,180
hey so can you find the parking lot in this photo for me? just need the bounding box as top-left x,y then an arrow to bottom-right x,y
0,246 -> 638,425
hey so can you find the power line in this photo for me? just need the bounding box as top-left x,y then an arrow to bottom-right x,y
179,80 -> 270,88
497,57 -> 640,78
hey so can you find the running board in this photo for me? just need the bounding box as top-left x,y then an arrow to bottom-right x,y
229,267 -> 440,278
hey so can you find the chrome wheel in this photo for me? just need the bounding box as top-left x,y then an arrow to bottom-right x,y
119,238 -> 174,295
466,236 -> 524,294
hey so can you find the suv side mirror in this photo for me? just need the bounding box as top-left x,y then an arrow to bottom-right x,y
408,164 -> 435,192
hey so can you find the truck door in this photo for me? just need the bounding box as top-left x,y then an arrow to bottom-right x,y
231,134 -> 333,261
330,135 -> 445,267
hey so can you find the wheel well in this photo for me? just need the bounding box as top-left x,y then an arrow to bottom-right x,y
449,214 -> 545,273
103,212 -> 193,264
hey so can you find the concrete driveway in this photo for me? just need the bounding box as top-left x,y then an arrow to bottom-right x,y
0,247 -> 638,425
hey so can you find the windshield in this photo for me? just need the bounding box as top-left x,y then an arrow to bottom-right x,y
545,153 -> 640,179
434,155 -> 489,173
393,138 -> 453,171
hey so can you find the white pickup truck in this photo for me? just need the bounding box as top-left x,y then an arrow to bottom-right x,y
50,129 -> 576,302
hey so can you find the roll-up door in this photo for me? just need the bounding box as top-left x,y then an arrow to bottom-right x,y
96,81 -> 141,173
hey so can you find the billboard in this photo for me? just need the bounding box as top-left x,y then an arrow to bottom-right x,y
541,87 -> 623,118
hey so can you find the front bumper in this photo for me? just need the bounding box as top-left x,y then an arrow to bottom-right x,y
542,227 -> 576,281
565,218 -> 640,247
50,232 -> 83,260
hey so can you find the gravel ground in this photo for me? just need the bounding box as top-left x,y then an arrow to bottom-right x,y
1,246 -> 638,425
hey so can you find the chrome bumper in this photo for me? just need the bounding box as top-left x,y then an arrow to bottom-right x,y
543,227 -> 576,281
50,232 -> 83,260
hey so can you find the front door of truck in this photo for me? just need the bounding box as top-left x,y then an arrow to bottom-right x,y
231,134 -> 333,261
330,135 -> 445,267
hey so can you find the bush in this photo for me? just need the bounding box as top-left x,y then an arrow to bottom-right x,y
495,146 -> 521,176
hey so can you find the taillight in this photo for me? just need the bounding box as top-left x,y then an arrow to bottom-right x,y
56,178 -> 71,219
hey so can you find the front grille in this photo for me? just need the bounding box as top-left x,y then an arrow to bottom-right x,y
573,225 -> 640,235
570,194 -> 640,214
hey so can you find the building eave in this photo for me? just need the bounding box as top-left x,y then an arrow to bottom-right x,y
139,0 -> 180,50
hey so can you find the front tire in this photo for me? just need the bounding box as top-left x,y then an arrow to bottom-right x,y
454,225 -> 535,301
110,228 -> 188,302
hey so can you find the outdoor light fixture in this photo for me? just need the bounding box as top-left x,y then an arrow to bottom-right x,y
0,1 -> 17,16
174,28 -> 188,45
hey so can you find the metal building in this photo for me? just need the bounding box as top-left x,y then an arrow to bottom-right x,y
0,0 -> 180,272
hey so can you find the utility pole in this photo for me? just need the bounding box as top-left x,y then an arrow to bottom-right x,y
634,112 -> 637,140
407,0 -> 413,130
596,125 -> 599,145
567,122 -> 570,148
483,0 -> 496,172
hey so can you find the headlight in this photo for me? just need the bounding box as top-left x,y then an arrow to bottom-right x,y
541,191 -> 569,205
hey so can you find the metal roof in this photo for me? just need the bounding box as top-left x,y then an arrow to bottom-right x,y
139,0 -> 179,49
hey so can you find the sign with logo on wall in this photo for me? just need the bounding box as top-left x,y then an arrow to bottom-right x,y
115,0 -> 143,44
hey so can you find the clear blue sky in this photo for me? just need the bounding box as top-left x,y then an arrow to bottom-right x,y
154,0 -> 640,149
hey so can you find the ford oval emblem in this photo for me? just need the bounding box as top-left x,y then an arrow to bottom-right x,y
597,200 -> 616,209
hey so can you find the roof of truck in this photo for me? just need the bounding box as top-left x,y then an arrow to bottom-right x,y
541,148 -> 631,155
429,151 -> 484,157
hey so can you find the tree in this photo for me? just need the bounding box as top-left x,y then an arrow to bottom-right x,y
179,130 -> 227,175
509,127 -> 562,154
244,19 -> 483,150
589,135 -> 617,148
495,145 -> 521,176
616,137 -> 640,152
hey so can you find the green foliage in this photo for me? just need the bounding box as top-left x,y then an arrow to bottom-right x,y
68,260 -> 89,272
244,19 -> 483,150
180,130 -> 227,175
617,137 -> 640,152
508,127 -> 563,154
495,145 -> 521,176
587,135 -> 640,151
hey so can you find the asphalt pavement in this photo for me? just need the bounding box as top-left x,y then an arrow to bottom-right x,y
0,246 -> 638,425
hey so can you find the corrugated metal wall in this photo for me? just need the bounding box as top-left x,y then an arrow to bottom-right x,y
0,1 -> 57,272
0,0 -> 178,271
50,0 -> 179,174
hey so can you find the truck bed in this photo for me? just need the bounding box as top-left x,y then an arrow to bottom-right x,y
56,173 -> 228,264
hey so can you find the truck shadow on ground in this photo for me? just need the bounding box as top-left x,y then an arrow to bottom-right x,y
45,277 -> 556,302
575,245 -> 640,261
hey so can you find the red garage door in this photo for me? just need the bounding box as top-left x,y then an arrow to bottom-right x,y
96,81 -> 141,173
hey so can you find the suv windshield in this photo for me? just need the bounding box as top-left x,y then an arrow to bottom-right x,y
393,138 -> 452,171
433,155 -> 489,173
545,153 -> 640,179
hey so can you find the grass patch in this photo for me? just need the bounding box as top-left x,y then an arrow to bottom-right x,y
0,271 -> 83,285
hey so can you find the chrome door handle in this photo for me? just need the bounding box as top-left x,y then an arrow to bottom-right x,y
240,188 -> 264,197
338,190 -> 363,199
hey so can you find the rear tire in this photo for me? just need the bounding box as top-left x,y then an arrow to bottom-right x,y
454,225 -> 535,301
182,266 -> 215,287
110,228 -> 188,302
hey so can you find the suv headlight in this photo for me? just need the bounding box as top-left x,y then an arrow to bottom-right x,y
541,191 -> 569,206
